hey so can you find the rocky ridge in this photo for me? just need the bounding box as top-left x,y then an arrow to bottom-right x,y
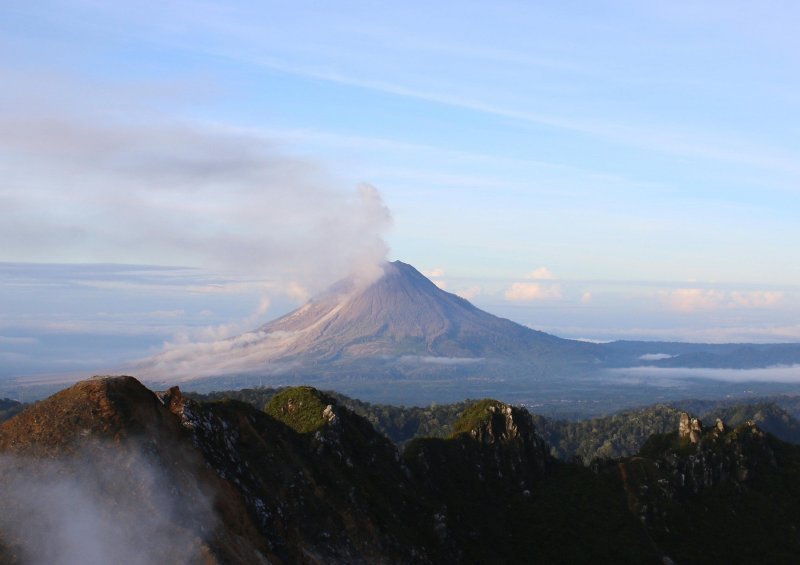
616,411 -> 800,563
3,377 -> 800,563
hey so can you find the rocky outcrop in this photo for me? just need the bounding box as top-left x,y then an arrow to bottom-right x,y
404,399 -> 556,562
0,376 -> 271,564
171,385 -> 435,564
616,411 -> 800,564
678,412 -> 703,444
9,378 -> 800,564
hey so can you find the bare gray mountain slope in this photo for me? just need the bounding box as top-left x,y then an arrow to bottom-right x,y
137,261 -> 599,383
261,261 -> 597,364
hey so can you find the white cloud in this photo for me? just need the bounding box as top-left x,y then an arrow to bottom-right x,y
423,267 -> 445,277
398,355 -> 484,365
580,291 -> 592,304
609,365 -> 800,384
729,290 -> 784,308
456,285 -> 482,300
665,288 -> 785,312
527,267 -> 554,280
638,353 -> 675,361
504,267 -> 562,302
421,268 -> 447,291
504,282 -> 563,302
665,288 -> 725,312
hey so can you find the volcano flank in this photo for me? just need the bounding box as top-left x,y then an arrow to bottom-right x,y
141,261 -> 599,385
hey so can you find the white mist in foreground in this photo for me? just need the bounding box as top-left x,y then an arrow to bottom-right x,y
608,365 -> 800,385
0,443 -> 216,565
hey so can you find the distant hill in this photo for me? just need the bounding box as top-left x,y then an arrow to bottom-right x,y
0,398 -> 23,424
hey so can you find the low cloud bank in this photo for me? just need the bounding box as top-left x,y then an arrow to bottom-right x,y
664,288 -> 784,312
608,364 -> 800,384
398,355 -> 484,365
638,353 -> 675,361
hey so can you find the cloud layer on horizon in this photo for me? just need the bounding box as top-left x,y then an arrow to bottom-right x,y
664,288 -> 784,312
608,364 -> 800,385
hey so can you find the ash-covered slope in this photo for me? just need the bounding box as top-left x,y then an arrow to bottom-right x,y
260,260 -> 593,362
139,261 -> 598,384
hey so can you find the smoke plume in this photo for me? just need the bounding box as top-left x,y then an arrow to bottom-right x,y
0,71 -> 392,298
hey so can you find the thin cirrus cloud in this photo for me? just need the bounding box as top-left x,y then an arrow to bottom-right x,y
664,288 -> 784,312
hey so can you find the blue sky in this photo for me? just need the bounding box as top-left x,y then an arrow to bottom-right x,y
1,1 -> 800,378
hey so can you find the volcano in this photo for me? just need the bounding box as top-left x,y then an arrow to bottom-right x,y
141,261 -> 599,384
258,261 -> 594,362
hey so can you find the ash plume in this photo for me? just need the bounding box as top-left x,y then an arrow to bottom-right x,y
0,71 -> 393,298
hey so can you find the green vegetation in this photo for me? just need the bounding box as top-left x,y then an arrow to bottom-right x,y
188,387 -> 475,444
535,404 -> 684,463
263,386 -> 334,434
189,387 -> 800,465
185,386 -> 280,407
701,402 -> 800,443
450,398 -> 504,437
8,377 -> 800,563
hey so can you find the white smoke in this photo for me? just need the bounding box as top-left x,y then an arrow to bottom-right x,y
0,71 -> 393,298
0,443 -> 217,565
1,71 -> 396,383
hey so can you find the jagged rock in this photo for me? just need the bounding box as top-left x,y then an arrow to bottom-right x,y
616,411 -> 800,563
12,377 -> 800,564
322,404 -> 338,425
678,412 -> 703,444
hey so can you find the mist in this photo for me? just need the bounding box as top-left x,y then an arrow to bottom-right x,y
608,364 -> 800,385
0,442 -> 217,565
